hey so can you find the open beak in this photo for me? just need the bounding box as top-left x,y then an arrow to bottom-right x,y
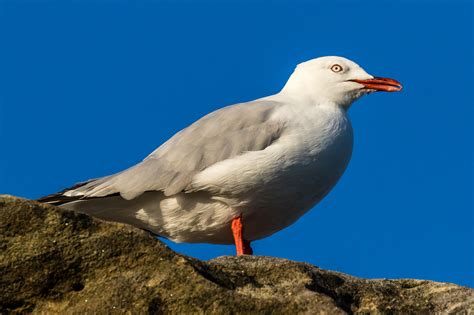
350,77 -> 402,92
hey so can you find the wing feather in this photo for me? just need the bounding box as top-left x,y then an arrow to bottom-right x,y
52,100 -> 284,202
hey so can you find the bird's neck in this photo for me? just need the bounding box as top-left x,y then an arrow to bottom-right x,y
279,73 -> 355,110
276,89 -> 352,112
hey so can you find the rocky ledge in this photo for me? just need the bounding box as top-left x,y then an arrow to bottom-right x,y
1,195 -> 473,314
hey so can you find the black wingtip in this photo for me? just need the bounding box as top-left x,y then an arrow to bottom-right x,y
37,180 -> 94,205
37,179 -> 123,205
37,194 -> 82,206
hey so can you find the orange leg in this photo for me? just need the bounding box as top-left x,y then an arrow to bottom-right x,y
231,216 -> 253,256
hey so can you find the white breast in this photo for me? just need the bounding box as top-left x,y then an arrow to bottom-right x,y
190,102 -> 353,241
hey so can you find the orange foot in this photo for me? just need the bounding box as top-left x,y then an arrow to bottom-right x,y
231,216 -> 253,256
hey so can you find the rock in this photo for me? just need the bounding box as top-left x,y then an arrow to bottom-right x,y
1,195 -> 473,314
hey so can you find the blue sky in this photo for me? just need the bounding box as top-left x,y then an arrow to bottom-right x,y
0,1 -> 472,287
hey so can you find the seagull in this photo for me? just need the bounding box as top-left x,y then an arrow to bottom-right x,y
39,56 -> 402,255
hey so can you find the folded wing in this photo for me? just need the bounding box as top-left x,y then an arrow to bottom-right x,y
39,100 -> 284,204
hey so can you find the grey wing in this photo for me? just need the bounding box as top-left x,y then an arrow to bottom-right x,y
57,100 -> 284,201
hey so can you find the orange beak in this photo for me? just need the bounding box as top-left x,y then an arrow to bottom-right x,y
350,77 -> 402,92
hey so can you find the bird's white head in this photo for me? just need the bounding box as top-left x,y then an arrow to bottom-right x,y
281,56 -> 402,109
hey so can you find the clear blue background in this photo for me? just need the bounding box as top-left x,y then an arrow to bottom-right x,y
1,0 -> 472,287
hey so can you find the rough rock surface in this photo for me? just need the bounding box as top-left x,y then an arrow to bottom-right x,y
1,195 -> 473,314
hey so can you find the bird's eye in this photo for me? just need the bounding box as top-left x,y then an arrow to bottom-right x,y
330,64 -> 343,73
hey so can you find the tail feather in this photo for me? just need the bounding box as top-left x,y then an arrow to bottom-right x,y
49,192 -> 167,238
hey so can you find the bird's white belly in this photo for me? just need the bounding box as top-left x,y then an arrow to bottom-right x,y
175,105 -> 354,244
236,126 -> 353,241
